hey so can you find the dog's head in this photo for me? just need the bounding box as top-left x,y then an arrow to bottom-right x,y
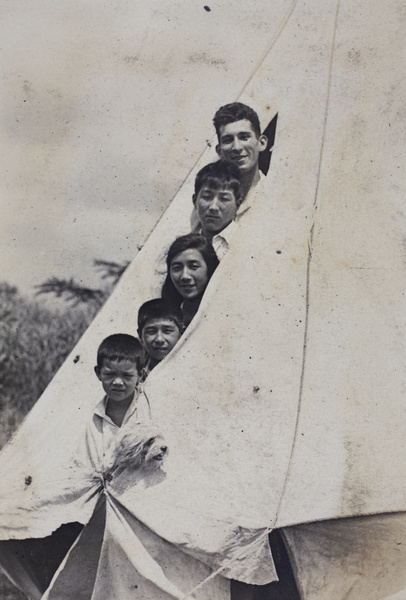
141,433 -> 168,465
112,423 -> 168,473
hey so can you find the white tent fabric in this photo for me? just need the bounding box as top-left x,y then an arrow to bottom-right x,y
283,514 -> 406,600
1,0 -> 406,598
41,494 -> 232,600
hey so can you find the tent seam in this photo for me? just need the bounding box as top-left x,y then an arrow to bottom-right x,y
273,0 -> 343,528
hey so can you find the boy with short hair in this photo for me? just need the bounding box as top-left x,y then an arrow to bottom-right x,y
137,299 -> 183,374
191,160 -> 243,260
82,333 -> 151,476
192,159 -> 242,243
93,333 -> 148,428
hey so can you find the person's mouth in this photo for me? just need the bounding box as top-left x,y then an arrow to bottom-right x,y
232,155 -> 247,163
111,389 -> 126,396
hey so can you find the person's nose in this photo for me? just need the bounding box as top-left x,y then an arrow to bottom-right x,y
231,137 -> 243,152
208,197 -> 220,213
180,266 -> 192,282
112,376 -> 124,386
153,330 -> 165,345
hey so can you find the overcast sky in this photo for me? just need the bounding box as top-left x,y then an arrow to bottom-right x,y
1,0 -> 287,295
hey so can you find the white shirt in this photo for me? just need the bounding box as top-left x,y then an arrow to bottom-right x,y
209,174 -> 266,261
78,393 -> 151,479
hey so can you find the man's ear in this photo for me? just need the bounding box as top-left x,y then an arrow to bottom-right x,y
259,134 -> 268,151
215,143 -> 222,158
192,193 -> 197,205
94,366 -> 101,380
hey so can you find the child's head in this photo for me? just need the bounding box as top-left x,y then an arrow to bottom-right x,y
193,160 -> 241,238
137,299 -> 183,365
95,334 -> 144,403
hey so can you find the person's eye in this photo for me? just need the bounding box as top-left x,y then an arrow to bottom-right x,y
163,328 -> 175,334
221,136 -> 233,144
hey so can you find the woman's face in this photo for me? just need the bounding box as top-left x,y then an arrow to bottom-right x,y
170,248 -> 209,300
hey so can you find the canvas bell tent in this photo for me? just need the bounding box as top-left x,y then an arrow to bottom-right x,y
1,0 -> 406,598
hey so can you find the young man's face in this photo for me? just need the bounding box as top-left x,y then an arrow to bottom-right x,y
141,318 -> 181,362
95,359 -> 139,403
195,184 -> 238,237
216,119 -> 267,176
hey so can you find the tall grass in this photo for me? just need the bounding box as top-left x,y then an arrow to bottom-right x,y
0,282 -> 97,449
0,282 -> 100,599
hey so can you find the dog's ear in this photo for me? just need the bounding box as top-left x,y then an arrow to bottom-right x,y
114,430 -> 147,470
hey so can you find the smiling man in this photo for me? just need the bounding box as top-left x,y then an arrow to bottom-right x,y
213,102 -> 268,203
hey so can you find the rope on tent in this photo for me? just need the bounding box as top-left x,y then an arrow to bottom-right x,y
180,526 -> 273,600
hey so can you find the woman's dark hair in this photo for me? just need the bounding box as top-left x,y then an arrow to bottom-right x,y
161,233 -> 219,306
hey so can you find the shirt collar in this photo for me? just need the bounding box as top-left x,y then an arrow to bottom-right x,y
93,392 -> 140,427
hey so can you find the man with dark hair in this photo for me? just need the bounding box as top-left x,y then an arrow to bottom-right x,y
213,102 -> 268,202
192,160 -> 242,259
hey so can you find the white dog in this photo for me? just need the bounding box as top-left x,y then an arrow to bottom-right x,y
109,423 -> 168,476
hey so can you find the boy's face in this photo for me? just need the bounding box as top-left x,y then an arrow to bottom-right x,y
141,318 -> 181,362
95,359 -> 139,403
195,184 -> 237,236
216,119 -> 267,176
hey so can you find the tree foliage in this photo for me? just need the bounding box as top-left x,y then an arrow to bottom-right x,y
34,259 -> 129,308
0,259 -> 129,449
0,282 -> 93,448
